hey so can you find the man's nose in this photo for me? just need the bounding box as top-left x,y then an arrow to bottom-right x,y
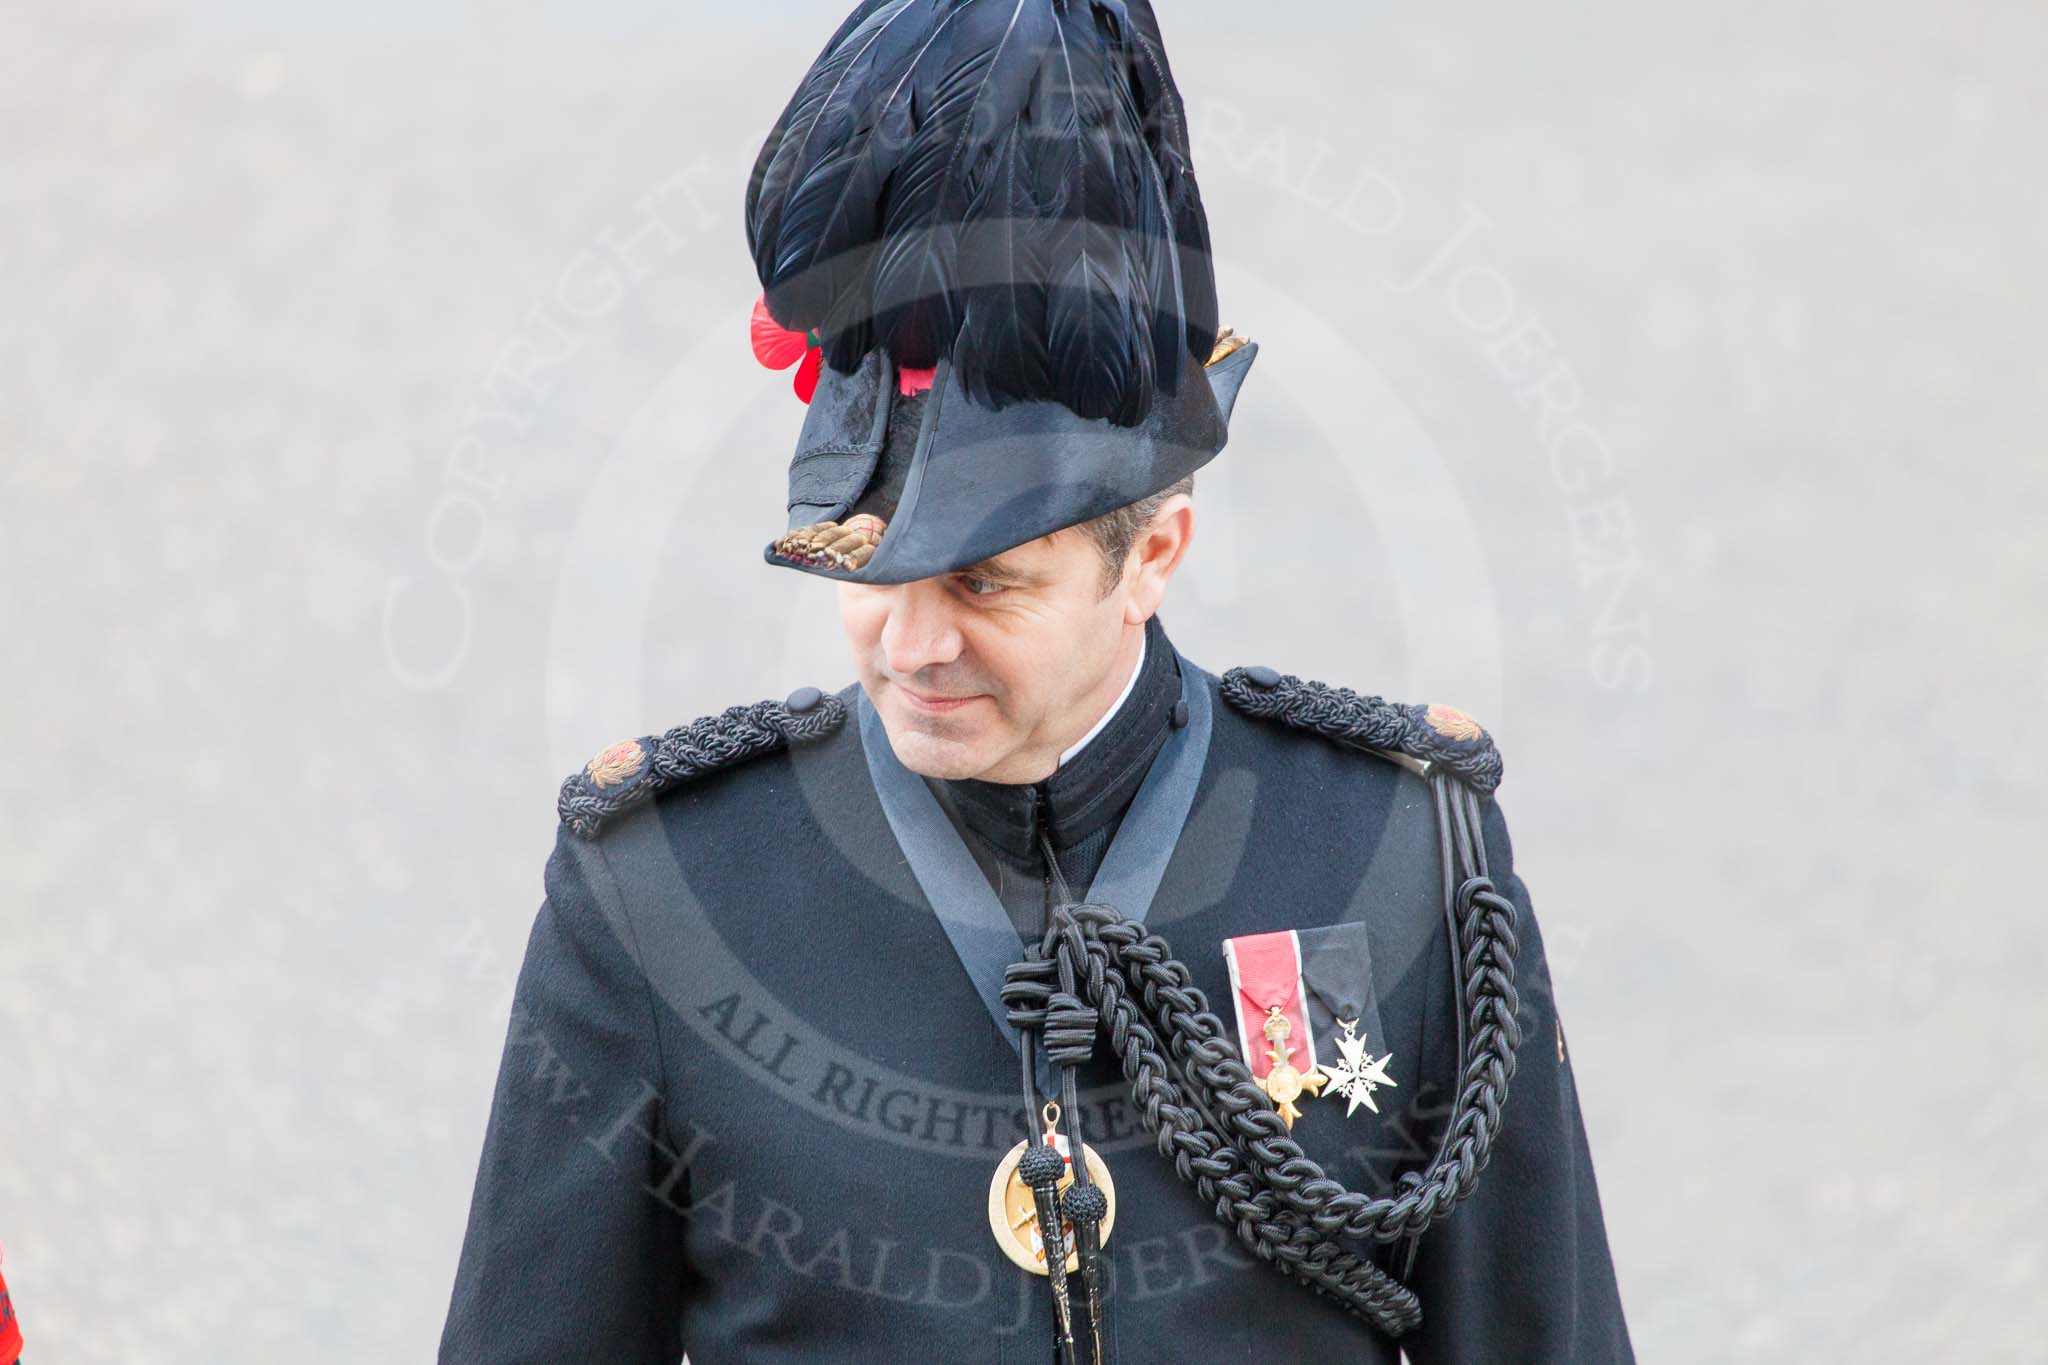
878,582 -> 964,678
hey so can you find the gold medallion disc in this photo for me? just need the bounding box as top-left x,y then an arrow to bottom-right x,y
986,1135 -> 1117,1275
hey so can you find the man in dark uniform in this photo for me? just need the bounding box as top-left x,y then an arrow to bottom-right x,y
440,1 -> 1634,1360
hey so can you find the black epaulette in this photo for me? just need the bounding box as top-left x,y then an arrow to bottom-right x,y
1218,665 -> 1503,795
556,686 -> 849,838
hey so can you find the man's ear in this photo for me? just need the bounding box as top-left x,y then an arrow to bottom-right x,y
1123,493 -> 1194,624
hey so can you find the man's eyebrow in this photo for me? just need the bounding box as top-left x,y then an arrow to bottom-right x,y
958,555 -> 1040,584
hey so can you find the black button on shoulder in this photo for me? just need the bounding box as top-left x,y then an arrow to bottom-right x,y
784,685 -> 824,714
1170,699 -> 1190,729
1244,665 -> 1281,688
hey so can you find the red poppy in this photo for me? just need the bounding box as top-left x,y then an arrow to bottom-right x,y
751,292 -> 937,403
751,292 -> 822,402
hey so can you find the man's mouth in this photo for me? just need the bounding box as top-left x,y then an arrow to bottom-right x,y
896,681 -> 984,714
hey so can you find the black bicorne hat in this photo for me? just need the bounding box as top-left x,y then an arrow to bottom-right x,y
744,0 -> 1259,584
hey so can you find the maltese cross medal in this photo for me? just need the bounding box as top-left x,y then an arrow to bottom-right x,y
1316,1017 -> 1398,1118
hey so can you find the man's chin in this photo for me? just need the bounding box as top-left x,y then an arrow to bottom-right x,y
875,702 -> 999,780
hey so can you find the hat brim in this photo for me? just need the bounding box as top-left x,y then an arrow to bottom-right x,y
765,339 -> 1259,585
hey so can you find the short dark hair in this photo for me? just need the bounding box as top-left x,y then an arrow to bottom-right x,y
1075,474 -> 1194,595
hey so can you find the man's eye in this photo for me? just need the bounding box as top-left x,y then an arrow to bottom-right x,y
959,574 -> 1005,597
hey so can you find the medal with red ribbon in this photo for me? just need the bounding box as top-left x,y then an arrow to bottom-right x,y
1222,930 -> 1326,1128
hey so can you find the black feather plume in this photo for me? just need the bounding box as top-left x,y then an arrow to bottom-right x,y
744,0 -> 1218,427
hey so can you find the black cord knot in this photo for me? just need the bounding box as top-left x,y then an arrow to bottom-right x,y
1063,1181 -> 1109,1225
1018,1143 -> 1069,1190
1043,990 -> 1099,1068
1001,957 -> 1056,1032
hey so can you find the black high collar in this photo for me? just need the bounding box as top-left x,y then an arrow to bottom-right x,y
924,614 -> 1182,861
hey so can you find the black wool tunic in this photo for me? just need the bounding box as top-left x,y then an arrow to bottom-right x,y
438,617 -> 1635,1363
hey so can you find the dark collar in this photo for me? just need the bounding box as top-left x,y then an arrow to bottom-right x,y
924,614 -> 1183,860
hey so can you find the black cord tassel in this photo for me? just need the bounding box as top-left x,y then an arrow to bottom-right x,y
1040,835 -> 1113,1363
1018,1134 -> 1080,1363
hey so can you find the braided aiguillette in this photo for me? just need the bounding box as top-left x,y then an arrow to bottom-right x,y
1002,770 -> 1521,1339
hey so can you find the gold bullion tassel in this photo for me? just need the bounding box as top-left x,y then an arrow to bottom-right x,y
986,1101 -> 1118,1275
771,512 -> 886,570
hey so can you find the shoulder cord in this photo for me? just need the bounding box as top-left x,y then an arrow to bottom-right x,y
556,694 -> 847,838
1000,773 -> 1522,1344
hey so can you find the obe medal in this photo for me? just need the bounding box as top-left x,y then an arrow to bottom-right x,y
1222,929 -> 1323,1130
987,1104 -> 1117,1275
1258,1006 -> 1325,1128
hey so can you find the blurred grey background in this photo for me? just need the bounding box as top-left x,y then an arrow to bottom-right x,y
4,1 -> 2044,1360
